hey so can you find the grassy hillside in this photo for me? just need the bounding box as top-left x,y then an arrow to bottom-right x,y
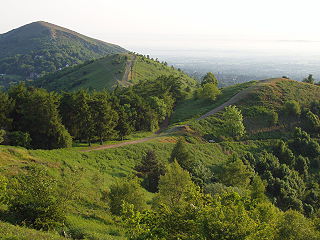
0,21 -> 127,88
33,54 -> 197,91
191,78 -> 320,139
1,78 -> 320,239
170,80 -> 257,124
0,138 -> 273,239
34,54 -> 129,91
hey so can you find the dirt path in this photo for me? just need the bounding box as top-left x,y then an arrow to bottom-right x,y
197,78 -> 275,120
82,79 -> 276,152
122,55 -> 136,83
81,136 -> 157,152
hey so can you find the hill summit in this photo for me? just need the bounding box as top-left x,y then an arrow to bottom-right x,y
0,21 -> 127,87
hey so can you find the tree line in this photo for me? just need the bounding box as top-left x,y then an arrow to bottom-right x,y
0,74 -> 191,149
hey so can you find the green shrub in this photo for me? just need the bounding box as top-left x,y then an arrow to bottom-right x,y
0,129 -> 5,144
284,100 -> 301,116
104,178 -> 146,215
8,131 -> 31,148
6,166 -> 66,230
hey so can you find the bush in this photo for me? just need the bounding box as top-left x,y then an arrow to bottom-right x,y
6,166 -> 66,231
105,178 -> 146,215
8,131 -> 31,148
284,100 -> 301,116
0,129 -> 5,144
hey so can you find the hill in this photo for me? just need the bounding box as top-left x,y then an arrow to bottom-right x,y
0,21 -> 127,88
191,78 -> 320,139
1,78 -> 320,239
33,53 -> 197,91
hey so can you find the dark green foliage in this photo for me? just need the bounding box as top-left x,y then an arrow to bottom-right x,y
252,151 -> 306,211
6,166 -> 66,231
218,155 -> 254,188
105,178 -> 146,215
290,128 -> 320,158
135,150 -> 165,193
169,138 -> 195,172
90,92 -> 119,144
7,131 -> 31,148
294,155 -> 309,176
284,100 -> 301,116
301,110 -> 320,134
0,92 -> 14,129
8,84 -> 72,149
273,140 -> 295,166
0,129 -> 5,144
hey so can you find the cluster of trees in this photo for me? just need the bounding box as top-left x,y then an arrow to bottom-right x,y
194,72 -> 221,101
105,142 -> 319,239
0,74 -> 190,149
103,127 -> 320,239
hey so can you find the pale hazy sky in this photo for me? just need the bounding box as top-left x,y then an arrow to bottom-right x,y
2,0 -> 320,52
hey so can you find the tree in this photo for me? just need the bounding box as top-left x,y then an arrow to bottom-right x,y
73,90 -> 94,145
221,105 -> 245,138
135,150 -> 165,193
275,210 -> 320,240
7,131 -> 31,148
284,100 -> 301,116
157,161 -> 200,209
302,110 -> 320,134
90,92 -> 118,144
273,140 -> 295,166
116,104 -> 134,140
105,178 -> 146,215
201,72 -> 218,86
0,91 -> 14,129
201,83 -> 221,101
218,155 -> 254,188
169,138 -> 196,173
303,74 -> 315,84
8,84 -> 72,149
6,166 -> 67,230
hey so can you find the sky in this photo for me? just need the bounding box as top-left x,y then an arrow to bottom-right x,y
2,0 -> 320,52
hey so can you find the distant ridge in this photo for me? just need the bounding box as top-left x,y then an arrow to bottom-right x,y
0,21 -> 127,87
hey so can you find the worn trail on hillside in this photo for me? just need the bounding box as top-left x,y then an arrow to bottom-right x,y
82,79 -> 275,152
197,78 -> 275,120
122,55 -> 136,83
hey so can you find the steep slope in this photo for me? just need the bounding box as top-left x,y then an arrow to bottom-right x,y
34,54 -> 197,91
0,21 -> 127,87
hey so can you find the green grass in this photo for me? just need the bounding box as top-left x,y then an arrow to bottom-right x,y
170,81 -> 257,124
0,137 -> 276,239
131,56 -> 196,88
0,221 -> 65,240
35,54 -> 129,92
34,54 -> 197,92
189,78 -> 320,140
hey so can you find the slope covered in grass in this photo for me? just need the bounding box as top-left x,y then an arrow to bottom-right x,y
191,78 -> 320,139
170,80 -> 257,124
34,54 -> 129,91
34,54 -> 197,92
0,138 -> 273,239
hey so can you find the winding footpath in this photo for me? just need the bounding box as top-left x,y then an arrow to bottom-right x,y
82,79 -> 275,152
